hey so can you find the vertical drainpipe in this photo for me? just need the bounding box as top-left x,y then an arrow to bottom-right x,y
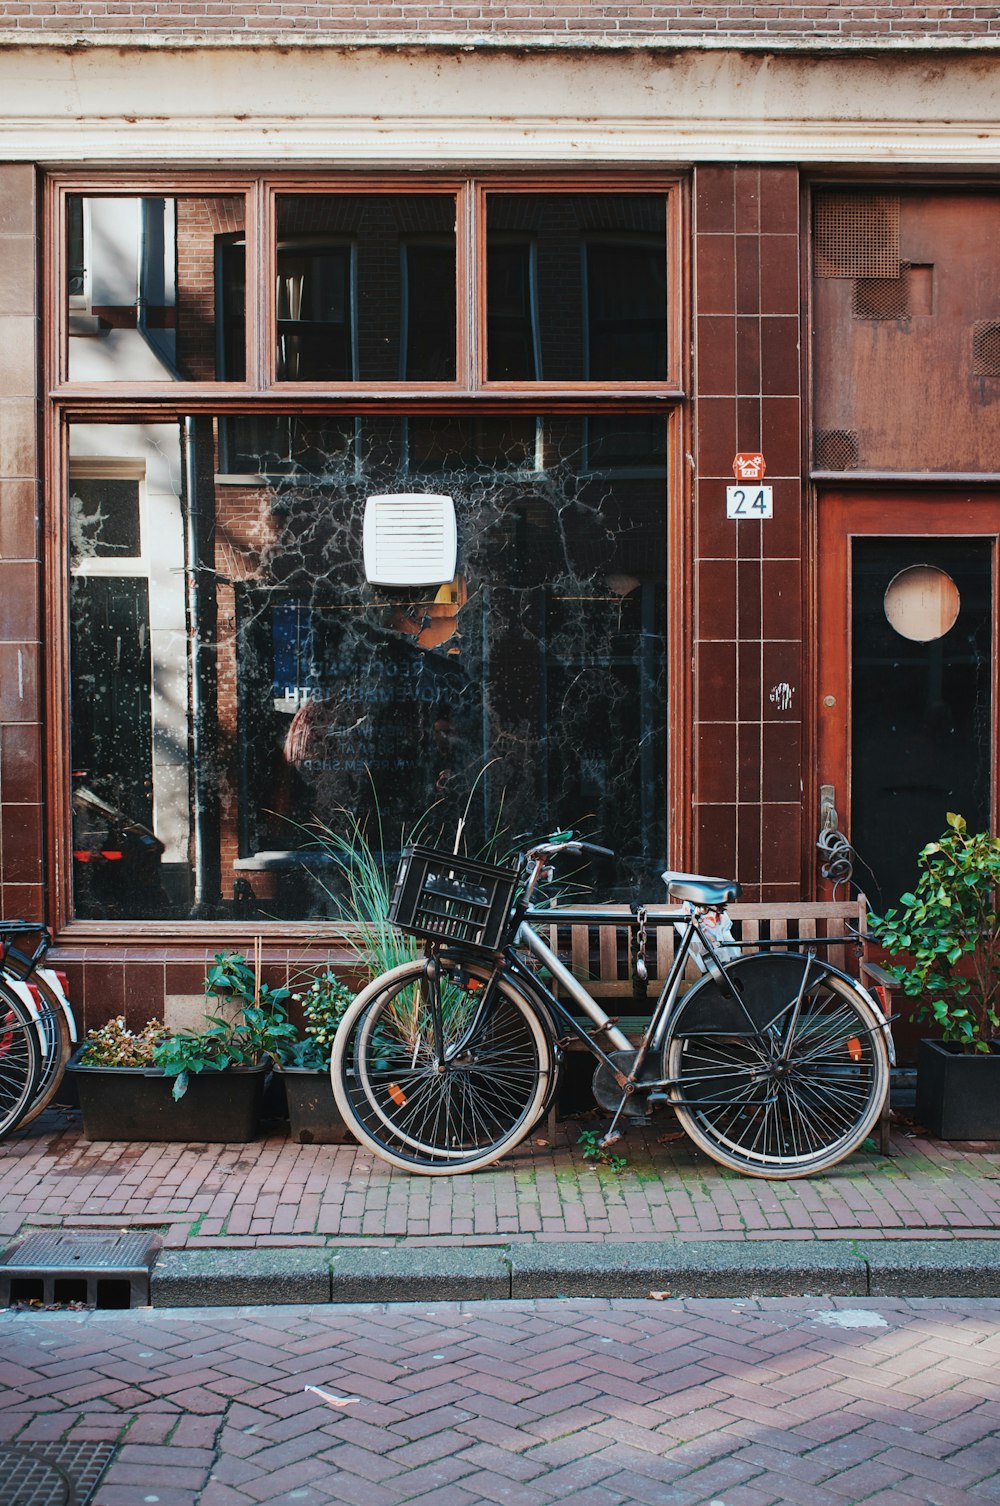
182,416 -> 223,915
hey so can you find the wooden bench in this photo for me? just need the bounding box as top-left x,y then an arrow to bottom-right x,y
535,894 -> 892,1154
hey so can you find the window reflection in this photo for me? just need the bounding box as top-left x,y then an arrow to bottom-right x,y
68,416 -> 668,920
486,195 -> 668,382
66,195 -> 246,382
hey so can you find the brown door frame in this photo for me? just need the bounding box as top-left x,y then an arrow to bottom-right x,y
814,487 -> 1000,895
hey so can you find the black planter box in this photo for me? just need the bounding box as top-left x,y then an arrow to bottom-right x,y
915,1038 -> 1000,1141
66,1054 -> 267,1142
282,1067 -> 352,1145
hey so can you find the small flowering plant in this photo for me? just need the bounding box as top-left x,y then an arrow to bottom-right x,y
78,1016 -> 167,1067
283,970 -> 354,1070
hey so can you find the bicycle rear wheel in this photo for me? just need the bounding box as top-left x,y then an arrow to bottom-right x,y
12,972 -> 73,1128
665,953 -> 889,1178
331,955 -> 554,1174
0,982 -> 43,1139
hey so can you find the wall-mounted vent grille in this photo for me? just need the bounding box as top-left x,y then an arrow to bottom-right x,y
853,266 -> 911,320
813,193 -> 900,279
814,430 -> 860,470
972,321 -> 1000,376
363,493 -> 458,586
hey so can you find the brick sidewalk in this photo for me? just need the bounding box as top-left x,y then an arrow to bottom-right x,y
2,1109 -> 999,1252
2,1297 -> 1000,1505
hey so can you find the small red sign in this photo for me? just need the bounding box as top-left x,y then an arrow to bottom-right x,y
732,452 -> 766,480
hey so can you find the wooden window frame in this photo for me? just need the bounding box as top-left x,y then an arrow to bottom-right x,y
43,168 -> 692,941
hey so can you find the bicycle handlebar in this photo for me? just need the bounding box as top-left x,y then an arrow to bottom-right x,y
524,837 -> 615,862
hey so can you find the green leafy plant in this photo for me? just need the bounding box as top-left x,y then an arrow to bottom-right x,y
870,812 -> 1000,1052
205,949 -> 290,1012
152,1005 -> 298,1101
577,1128 -> 628,1172
282,969 -> 354,1070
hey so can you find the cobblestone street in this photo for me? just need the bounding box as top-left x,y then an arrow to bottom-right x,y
3,1297 -> 1000,1505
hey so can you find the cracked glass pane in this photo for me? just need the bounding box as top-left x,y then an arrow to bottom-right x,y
68,414 -> 667,921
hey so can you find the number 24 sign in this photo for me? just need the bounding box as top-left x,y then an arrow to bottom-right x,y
726,484 -> 773,519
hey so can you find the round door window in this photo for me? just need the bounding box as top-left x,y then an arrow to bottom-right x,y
883,564 -> 961,642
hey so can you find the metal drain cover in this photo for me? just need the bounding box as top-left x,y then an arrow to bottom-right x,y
0,1441 -> 115,1506
0,1232 -> 159,1308
0,1448 -> 72,1506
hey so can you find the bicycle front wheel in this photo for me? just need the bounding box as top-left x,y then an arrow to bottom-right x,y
331,955 -> 554,1175
13,972 -> 73,1128
665,954 -> 889,1178
0,982 -> 43,1139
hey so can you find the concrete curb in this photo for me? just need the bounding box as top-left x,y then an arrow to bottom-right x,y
146,1238 -> 1000,1307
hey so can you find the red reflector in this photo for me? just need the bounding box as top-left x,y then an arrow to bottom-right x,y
73,850 -> 91,862
100,851 -> 123,861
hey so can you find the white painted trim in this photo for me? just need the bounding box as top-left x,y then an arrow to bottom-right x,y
4,117 -> 999,165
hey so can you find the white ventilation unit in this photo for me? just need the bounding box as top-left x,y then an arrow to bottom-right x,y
363,493 -> 458,587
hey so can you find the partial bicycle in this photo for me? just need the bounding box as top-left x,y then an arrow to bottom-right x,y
331,835 -> 892,1179
0,922 -> 77,1141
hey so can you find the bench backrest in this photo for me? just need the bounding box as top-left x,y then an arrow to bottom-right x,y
540,896 -> 868,1000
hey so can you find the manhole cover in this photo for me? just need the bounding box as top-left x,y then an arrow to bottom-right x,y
0,1448 -> 72,1506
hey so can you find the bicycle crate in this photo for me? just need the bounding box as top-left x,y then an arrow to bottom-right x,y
389,845 -> 520,955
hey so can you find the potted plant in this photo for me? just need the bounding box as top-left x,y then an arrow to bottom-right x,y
870,812 -> 1000,1139
278,970 -> 355,1144
67,951 -> 297,1142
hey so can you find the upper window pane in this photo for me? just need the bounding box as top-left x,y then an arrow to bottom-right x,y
274,196 -> 457,382
486,195 -> 668,382
65,195 -> 246,383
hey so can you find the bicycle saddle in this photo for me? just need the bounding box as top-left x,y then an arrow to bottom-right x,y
661,871 -> 741,906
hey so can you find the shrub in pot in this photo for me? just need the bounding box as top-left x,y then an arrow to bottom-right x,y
870,813 -> 1000,1139
277,970 -> 354,1144
68,954 -> 297,1141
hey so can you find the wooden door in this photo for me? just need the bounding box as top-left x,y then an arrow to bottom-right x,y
816,491 -> 999,910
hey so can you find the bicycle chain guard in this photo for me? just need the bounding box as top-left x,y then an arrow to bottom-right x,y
591,1049 -> 662,1121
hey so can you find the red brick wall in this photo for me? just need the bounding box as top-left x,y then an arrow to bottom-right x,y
0,2 -> 997,39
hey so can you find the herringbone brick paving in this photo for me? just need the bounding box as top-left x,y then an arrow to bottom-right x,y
2,1110 -> 999,1250
2,1298 -> 999,1504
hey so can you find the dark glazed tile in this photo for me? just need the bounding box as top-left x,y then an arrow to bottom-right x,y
737,558 -> 762,639
124,962 -> 167,1026
695,234 -> 736,316
0,642 -> 39,719
0,801 -> 42,884
0,480 -> 38,560
737,723 -> 762,803
761,396 -> 801,476
760,802 -> 804,887
759,169 -> 800,235
759,234 -> 801,317
734,169 -> 761,235
0,166 -> 36,238
696,486 -> 737,559
696,315 -> 736,397
0,560 -> 38,640
762,720 -> 803,803
696,397 -> 738,476
0,723 -> 42,803
737,802 -> 762,882
735,236 -> 761,315
694,803 -> 737,877
736,643 -> 763,723
0,317 -> 36,398
697,559 -> 737,640
736,396 -> 762,453
696,640 -> 737,722
82,962 -> 126,1033
761,558 -> 803,640
0,399 -> 38,479
736,316 -> 761,397
166,961 -> 212,995
763,477 -> 803,557
760,316 -> 801,398
695,166 -> 735,234
761,642 -> 804,718
695,721 -> 737,805
0,883 -> 43,922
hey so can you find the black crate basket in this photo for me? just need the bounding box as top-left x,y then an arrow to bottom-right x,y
389,845 -> 520,956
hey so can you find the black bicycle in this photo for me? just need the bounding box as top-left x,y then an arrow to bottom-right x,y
331,835 -> 891,1179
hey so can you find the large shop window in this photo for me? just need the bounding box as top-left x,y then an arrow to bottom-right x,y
67,416 -> 667,920
57,178 -> 678,925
